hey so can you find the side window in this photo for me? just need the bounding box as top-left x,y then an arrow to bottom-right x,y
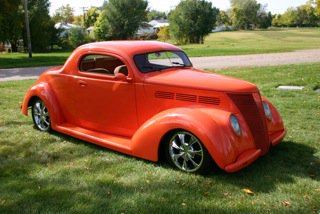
79,54 -> 125,75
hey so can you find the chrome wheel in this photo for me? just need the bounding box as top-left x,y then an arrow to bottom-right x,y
32,99 -> 50,131
168,131 -> 204,172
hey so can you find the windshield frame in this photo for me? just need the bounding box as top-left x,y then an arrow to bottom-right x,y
133,50 -> 193,73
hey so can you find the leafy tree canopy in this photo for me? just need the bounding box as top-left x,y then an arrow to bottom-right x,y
147,10 -> 167,21
0,0 -> 56,52
230,0 -> 261,30
94,0 -> 148,40
26,0 -> 56,51
0,0 -> 23,51
169,0 -> 219,44
84,7 -> 100,28
272,1 -> 319,27
52,4 -> 74,24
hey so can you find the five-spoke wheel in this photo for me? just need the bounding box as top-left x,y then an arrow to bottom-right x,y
165,131 -> 212,174
32,98 -> 51,131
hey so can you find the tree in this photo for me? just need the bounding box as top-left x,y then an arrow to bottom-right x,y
94,9 -> 109,40
256,5 -> 272,29
230,0 -> 261,30
272,14 -> 282,27
272,1 -> 319,27
94,0 -> 148,40
216,10 -> 232,26
73,15 -> 83,26
147,10 -> 167,21
0,0 -> 55,52
169,0 -> 219,44
84,7 -> 100,28
68,27 -> 89,48
0,0 -> 23,52
25,0 -> 56,52
53,4 -> 74,24
296,3 -> 318,26
157,27 -> 170,41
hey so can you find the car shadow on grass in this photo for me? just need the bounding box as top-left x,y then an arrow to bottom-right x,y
50,131 -> 320,192
212,140 -> 320,192
1,129 -> 319,213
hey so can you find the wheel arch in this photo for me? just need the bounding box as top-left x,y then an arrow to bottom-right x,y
131,107 -> 237,169
158,128 -> 182,162
21,82 -> 65,128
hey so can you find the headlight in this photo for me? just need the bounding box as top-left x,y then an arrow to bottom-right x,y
230,114 -> 241,136
263,101 -> 272,120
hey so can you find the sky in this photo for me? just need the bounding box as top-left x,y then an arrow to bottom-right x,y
49,0 -> 309,16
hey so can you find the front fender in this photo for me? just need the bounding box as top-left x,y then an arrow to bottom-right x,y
131,107 -> 256,169
261,97 -> 286,145
21,82 -> 64,128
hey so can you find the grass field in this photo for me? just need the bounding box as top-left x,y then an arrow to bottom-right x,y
0,63 -> 319,213
1,28 -> 320,69
0,52 -> 70,69
182,28 -> 320,56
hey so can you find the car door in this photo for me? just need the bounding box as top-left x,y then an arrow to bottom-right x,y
72,53 -> 138,137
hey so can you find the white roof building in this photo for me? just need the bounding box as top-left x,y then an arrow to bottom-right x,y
54,22 -> 81,37
136,22 -> 156,36
148,19 -> 169,29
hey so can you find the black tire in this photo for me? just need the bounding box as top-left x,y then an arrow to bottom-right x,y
164,130 -> 213,174
31,98 -> 51,132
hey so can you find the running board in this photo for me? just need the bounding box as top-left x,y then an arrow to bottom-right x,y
55,123 -> 132,155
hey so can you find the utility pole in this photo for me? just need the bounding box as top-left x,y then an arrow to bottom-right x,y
23,0 -> 32,58
80,7 -> 88,27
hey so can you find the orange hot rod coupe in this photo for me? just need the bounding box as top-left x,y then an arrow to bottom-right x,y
21,41 -> 286,174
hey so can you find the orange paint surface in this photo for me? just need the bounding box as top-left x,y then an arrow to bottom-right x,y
21,41 -> 286,173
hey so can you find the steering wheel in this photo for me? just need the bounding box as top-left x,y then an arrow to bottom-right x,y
86,68 -> 112,74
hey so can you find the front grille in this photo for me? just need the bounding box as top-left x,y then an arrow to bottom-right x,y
228,93 -> 270,154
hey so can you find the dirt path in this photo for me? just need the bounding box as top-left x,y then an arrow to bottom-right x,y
1,49 -> 320,82
192,49 -> 320,69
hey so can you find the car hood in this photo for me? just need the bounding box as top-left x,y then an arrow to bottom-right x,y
144,68 -> 258,93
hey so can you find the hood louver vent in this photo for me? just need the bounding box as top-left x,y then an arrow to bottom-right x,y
198,96 -> 221,105
176,93 -> 197,102
155,91 -> 220,105
155,91 -> 174,99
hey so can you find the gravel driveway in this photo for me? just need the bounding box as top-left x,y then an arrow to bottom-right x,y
1,49 -> 320,82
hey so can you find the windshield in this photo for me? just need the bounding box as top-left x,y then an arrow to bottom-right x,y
134,51 -> 192,73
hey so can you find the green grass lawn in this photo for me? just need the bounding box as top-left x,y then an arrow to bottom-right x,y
0,63 -> 319,213
182,28 -> 320,56
1,28 -> 320,69
0,52 -> 70,69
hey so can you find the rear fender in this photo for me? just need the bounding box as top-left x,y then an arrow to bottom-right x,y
131,107 -> 255,169
21,82 -> 64,128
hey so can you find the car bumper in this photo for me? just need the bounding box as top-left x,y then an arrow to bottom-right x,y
224,149 -> 262,173
224,129 -> 286,173
270,129 -> 286,146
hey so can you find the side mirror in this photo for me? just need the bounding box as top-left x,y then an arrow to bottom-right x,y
115,72 -> 128,82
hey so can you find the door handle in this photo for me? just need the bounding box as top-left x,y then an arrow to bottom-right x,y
78,80 -> 88,87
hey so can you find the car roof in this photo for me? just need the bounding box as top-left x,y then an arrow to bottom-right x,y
77,41 -> 182,56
